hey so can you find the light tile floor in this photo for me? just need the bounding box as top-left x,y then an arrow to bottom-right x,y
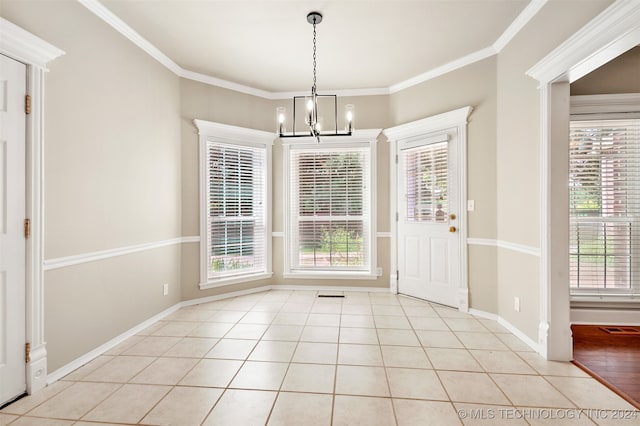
2,290 -> 639,425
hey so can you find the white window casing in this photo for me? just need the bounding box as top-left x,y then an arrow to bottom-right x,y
194,119 -> 273,289
569,94 -> 640,302
569,116 -> 640,300
282,130 -> 380,279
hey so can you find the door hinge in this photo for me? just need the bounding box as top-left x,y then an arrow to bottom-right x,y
396,212 -> 399,222
396,270 -> 399,280
395,154 -> 398,164
25,94 -> 31,115
25,342 -> 31,363
24,218 -> 31,239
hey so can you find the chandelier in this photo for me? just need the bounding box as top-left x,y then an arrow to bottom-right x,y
277,12 -> 354,143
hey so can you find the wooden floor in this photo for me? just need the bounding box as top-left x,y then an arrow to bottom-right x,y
572,324 -> 640,410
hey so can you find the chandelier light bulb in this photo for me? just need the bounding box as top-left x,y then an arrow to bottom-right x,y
345,104 -> 354,133
276,107 -> 286,135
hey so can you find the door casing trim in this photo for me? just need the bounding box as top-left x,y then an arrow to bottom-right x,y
384,106 -> 473,311
0,17 -> 64,394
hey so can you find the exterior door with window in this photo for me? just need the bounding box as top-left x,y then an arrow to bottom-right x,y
0,54 -> 27,406
397,133 -> 461,307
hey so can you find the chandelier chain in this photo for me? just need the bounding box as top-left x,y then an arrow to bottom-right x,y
312,19 -> 317,93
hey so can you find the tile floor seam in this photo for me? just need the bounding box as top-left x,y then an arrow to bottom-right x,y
4,289 -> 637,426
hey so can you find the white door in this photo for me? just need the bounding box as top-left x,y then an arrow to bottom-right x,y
0,54 -> 27,406
397,133 -> 461,307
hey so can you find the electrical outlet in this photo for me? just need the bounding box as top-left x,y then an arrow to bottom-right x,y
514,297 -> 520,312
163,283 -> 169,296
467,200 -> 475,211
376,267 -> 383,276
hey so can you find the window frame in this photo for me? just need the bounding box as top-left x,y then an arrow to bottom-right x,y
195,119 -> 273,289
569,93 -> 640,302
282,130 -> 379,279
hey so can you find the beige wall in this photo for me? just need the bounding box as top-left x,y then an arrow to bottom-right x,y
2,0 -> 624,373
495,0 -> 613,340
571,46 -> 640,95
2,0 -> 183,371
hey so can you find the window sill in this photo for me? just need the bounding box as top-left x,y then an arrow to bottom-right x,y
571,295 -> 640,310
283,271 -> 380,280
200,272 -> 273,290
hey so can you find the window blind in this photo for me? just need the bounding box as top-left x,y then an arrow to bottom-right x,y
208,141 -> 266,279
569,119 -> 640,296
289,147 -> 371,271
404,142 -> 448,222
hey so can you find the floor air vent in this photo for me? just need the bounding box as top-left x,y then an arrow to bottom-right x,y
317,294 -> 345,298
599,326 -> 640,335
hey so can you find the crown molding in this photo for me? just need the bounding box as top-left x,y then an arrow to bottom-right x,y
78,0 -> 182,74
493,0 -> 547,52
527,0 -> 640,84
0,17 -> 65,68
181,68 -> 275,99
79,0 -> 545,98
388,47 -> 497,94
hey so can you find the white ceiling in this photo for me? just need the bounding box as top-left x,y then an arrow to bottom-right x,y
93,0 -> 533,94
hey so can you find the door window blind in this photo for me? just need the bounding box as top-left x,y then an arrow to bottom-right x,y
289,147 -> 371,271
404,142 -> 448,222
569,119 -> 640,296
208,141 -> 266,279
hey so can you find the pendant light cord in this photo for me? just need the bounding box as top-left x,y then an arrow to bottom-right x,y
312,18 -> 317,94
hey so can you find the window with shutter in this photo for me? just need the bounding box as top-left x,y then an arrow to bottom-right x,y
285,142 -> 375,275
569,119 -> 640,297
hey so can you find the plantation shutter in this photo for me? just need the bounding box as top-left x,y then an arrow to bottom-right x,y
569,119 -> 640,296
208,141 -> 266,279
404,142 -> 449,222
289,147 -> 371,271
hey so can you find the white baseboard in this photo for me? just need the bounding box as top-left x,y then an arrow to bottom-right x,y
468,308 -> 498,321
27,344 -> 47,394
181,285 -> 274,307
469,308 -> 540,353
47,284 -> 392,384
47,303 -> 181,384
270,284 -> 390,293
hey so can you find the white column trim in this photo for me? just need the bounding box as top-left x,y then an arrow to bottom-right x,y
526,0 -> 640,360
0,17 -> 65,395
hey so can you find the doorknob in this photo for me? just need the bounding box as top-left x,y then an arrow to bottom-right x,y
449,226 -> 457,233
449,213 -> 456,220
